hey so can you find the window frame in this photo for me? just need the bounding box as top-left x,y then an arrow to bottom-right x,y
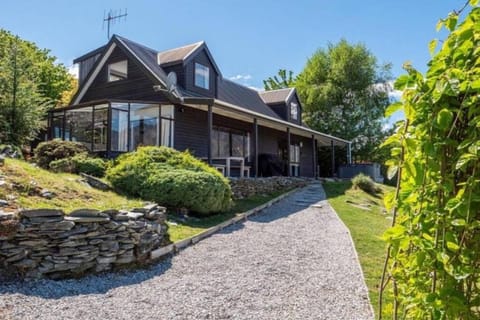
107,60 -> 128,82
194,62 -> 210,90
290,102 -> 298,121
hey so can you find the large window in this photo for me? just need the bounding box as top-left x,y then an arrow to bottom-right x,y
194,62 -> 209,89
212,127 -> 250,159
93,104 -> 108,151
51,111 -> 64,139
289,144 -> 301,176
130,104 -> 159,150
65,107 -> 93,148
108,60 -> 128,82
111,103 -> 129,152
161,105 -> 175,147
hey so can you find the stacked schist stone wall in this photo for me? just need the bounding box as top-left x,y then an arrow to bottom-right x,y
0,204 -> 170,279
230,177 -> 310,199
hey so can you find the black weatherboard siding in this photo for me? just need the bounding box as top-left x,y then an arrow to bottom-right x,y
185,49 -> 218,98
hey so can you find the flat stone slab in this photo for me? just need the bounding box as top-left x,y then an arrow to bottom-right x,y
21,209 -> 64,218
64,216 -> 110,223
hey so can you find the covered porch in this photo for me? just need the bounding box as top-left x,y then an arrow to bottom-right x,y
47,99 -> 351,178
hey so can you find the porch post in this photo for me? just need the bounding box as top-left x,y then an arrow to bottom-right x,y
311,135 -> 316,178
207,104 -> 213,165
347,142 -> 352,164
106,103 -> 112,158
253,117 -> 258,178
287,127 -> 291,177
331,140 -> 335,177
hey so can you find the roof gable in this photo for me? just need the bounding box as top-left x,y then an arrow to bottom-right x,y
157,41 -> 222,76
259,88 -> 297,105
72,35 -> 169,105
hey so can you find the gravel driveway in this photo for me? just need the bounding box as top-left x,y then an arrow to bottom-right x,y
0,183 -> 373,320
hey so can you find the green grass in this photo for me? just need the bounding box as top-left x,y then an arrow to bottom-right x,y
0,158 -> 143,212
323,181 -> 394,318
167,190 -> 289,242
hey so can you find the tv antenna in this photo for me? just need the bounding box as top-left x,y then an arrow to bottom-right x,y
103,9 -> 128,39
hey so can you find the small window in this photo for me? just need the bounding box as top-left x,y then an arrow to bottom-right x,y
290,102 -> 298,120
195,62 -> 209,89
108,60 -> 128,82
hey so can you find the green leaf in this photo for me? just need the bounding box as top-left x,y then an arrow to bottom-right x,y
387,165 -> 398,180
451,219 -> 466,226
436,19 -> 444,32
471,79 -> 480,90
436,109 -> 453,130
456,153 -> 477,170
385,101 -> 403,117
445,14 -> 458,31
382,224 -> 406,241
469,0 -> 479,6
394,74 -> 411,90
447,241 -> 460,251
429,39 -> 438,56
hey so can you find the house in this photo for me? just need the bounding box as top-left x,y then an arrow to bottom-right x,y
48,35 -> 351,177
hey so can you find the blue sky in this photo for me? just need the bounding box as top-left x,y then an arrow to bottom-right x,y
1,0 -> 462,90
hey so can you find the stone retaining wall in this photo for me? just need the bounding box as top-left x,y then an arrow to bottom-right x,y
230,177 -> 310,199
0,204 -> 169,279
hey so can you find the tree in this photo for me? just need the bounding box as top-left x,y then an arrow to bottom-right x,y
0,29 -> 73,146
263,69 -> 296,90
295,39 -> 392,161
379,2 -> 480,319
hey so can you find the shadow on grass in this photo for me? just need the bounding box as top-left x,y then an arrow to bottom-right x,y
0,259 -> 173,299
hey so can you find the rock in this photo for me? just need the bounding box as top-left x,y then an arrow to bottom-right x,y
64,216 -> 110,223
0,211 -> 15,221
80,173 -> 111,191
21,209 -> 64,218
28,216 -> 64,224
39,221 -> 75,231
69,209 -> 107,218
101,209 -> 119,217
0,199 -> 8,206
100,241 -> 119,252
114,255 -> 135,264
5,250 -> 27,262
13,259 -> 37,269
40,189 -> 54,199
126,212 -> 144,220
112,214 -> 129,222
96,256 -> 117,264
18,239 -> 49,247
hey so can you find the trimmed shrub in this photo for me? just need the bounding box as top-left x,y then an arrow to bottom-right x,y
49,154 -> 107,177
352,173 -> 381,194
106,146 -> 231,215
34,140 -> 89,169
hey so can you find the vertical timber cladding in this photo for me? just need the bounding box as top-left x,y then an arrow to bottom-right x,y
80,45 -> 169,103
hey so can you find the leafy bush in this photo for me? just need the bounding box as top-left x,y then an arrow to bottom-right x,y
49,154 -> 107,177
0,144 -> 24,159
106,146 -> 231,215
352,173 -> 380,194
34,140 -> 89,169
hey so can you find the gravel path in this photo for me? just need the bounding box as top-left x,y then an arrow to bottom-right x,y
0,183 -> 373,320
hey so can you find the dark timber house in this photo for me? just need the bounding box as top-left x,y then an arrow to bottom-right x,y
48,35 -> 351,177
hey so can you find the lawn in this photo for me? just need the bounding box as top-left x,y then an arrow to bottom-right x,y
0,158 -> 144,212
167,190 -> 289,242
323,181 -> 394,318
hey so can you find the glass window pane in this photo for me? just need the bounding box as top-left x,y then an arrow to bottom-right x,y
130,104 -> 160,150
65,107 -> 93,149
93,104 -> 108,151
108,60 -> 128,82
195,63 -> 209,89
51,112 -> 64,139
111,102 -> 129,111
290,103 -> 298,120
231,133 -> 244,157
161,118 -> 174,147
111,109 -> 128,152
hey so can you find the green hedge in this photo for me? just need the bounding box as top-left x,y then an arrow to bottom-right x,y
352,173 -> 380,194
106,146 -> 231,215
34,140 -> 89,169
49,154 -> 107,177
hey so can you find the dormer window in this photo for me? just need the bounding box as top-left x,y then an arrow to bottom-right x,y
108,60 -> 128,82
195,62 -> 209,89
290,102 -> 298,120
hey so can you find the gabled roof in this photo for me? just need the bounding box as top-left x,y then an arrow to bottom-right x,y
157,41 -> 203,65
259,88 -> 296,105
217,79 -> 282,120
157,41 -> 222,76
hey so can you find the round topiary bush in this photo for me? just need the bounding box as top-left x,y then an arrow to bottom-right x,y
352,173 -> 381,194
106,146 -> 232,215
49,154 -> 107,177
34,140 -> 89,169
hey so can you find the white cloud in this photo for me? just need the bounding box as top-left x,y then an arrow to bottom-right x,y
247,85 -> 263,92
229,74 -> 252,81
387,80 -> 402,102
68,64 -> 79,79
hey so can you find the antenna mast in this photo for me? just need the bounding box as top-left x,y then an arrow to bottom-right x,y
103,9 -> 128,39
